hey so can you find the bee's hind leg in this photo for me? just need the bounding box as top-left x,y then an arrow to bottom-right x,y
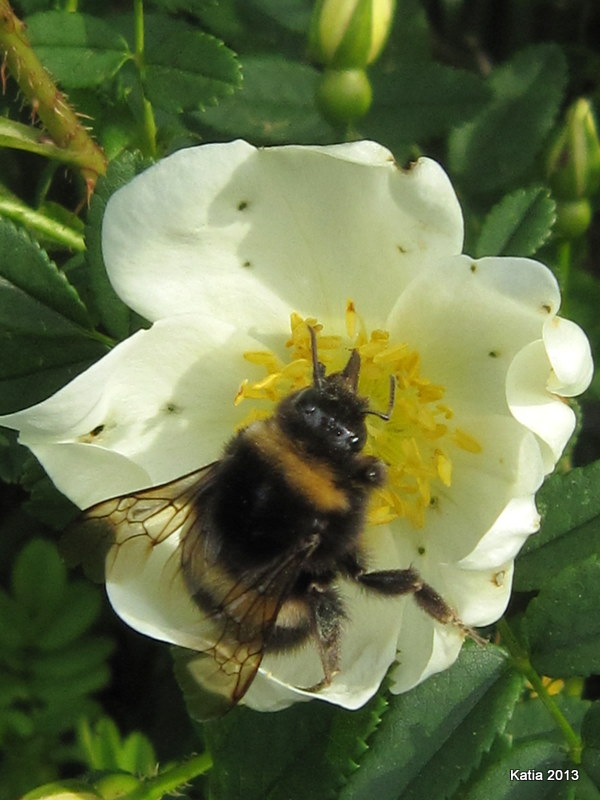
355,564 -> 486,645
300,582 -> 345,693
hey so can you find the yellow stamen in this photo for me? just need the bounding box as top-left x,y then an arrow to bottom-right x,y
234,309 -> 482,528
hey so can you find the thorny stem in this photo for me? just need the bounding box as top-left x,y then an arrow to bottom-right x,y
0,0 -> 107,196
133,0 -> 157,159
497,618 -> 583,764
120,751 -> 213,800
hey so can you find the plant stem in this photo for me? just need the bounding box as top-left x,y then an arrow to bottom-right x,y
133,0 -> 157,159
0,0 -> 107,195
120,751 -> 213,800
0,194 -> 85,251
497,618 -> 582,764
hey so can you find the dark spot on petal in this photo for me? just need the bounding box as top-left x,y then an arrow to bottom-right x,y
397,244 -> 407,254
238,200 -> 249,211
429,496 -> 439,509
470,263 -> 477,273
541,303 -> 553,313
242,260 -> 252,268
78,423 -> 105,443
165,402 -> 181,414
417,546 -> 426,555
488,350 -> 500,358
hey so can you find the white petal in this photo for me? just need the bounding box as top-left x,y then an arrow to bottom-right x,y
102,141 -> 463,333
389,604 -> 464,694
387,254 -> 561,417
544,316 -> 593,396
506,340 -> 577,471
0,315 -> 267,508
458,495 -> 541,571
106,531 -> 212,652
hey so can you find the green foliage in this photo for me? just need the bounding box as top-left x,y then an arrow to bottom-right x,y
369,62 -> 492,148
26,12 -> 130,89
524,557 -> 600,678
0,539 -> 113,799
0,220 -> 108,414
195,55 -> 329,144
514,461 -> 600,592
475,187 -> 556,257
77,717 -> 157,776
1,0 -> 600,798
448,44 -> 567,194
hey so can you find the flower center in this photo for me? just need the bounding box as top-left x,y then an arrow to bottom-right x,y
235,307 -> 481,528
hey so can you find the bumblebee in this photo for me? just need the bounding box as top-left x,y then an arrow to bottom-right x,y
83,328 -> 472,718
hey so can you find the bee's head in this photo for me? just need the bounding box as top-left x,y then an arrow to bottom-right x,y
276,327 -> 392,458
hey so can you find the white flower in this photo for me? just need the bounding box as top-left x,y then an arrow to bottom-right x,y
0,140 -> 592,713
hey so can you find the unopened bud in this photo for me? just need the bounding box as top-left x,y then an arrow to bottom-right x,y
316,68 -> 373,125
309,0 -> 396,69
546,98 -> 600,201
19,780 -> 100,800
554,198 -> 592,239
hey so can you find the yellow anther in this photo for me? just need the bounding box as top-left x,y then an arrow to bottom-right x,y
235,308 -> 482,528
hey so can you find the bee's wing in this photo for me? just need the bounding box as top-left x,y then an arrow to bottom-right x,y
78,465 -> 315,720
177,514 -> 319,719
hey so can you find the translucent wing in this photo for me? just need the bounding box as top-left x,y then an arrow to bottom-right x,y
79,465 -> 317,720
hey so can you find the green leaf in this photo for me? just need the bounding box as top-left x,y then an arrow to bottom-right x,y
11,539 -> 66,618
339,644 -> 522,800
569,269 -> 600,402
582,703 -> 600,789
460,739 -> 570,799
20,460 -> 79,530
0,428 -> 29,484
475,187 -> 556,257
514,461 -> 600,592
195,55 -> 329,144
85,151 -> 150,341
0,220 -> 108,413
204,684 -> 387,800
247,0 -> 312,34
0,219 -> 91,328
32,636 -> 114,680
26,11 -> 130,89
509,694 -> 590,745
0,117 -> 71,161
449,44 -> 567,194
0,588 -> 30,650
143,15 -> 241,113
367,61 -> 491,147
35,581 -> 102,650
524,556 -> 600,678
78,717 -> 157,776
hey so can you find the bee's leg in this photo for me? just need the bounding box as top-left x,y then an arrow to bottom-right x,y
301,583 -> 345,693
350,562 -> 485,645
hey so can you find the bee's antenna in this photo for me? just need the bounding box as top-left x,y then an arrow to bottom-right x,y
307,325 -> 325,389
341,349 -> 360,392
365,375 -> 395,421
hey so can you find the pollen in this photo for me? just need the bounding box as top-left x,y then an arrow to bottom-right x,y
235,309 -> 482,528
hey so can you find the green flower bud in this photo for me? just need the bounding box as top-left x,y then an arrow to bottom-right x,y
19,780 -> 101,800
545,98 -> 600,201
554,198 -> 592,239
316,68 -> 373,125
94,773 -> 142,800
309,0 -> 396,69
